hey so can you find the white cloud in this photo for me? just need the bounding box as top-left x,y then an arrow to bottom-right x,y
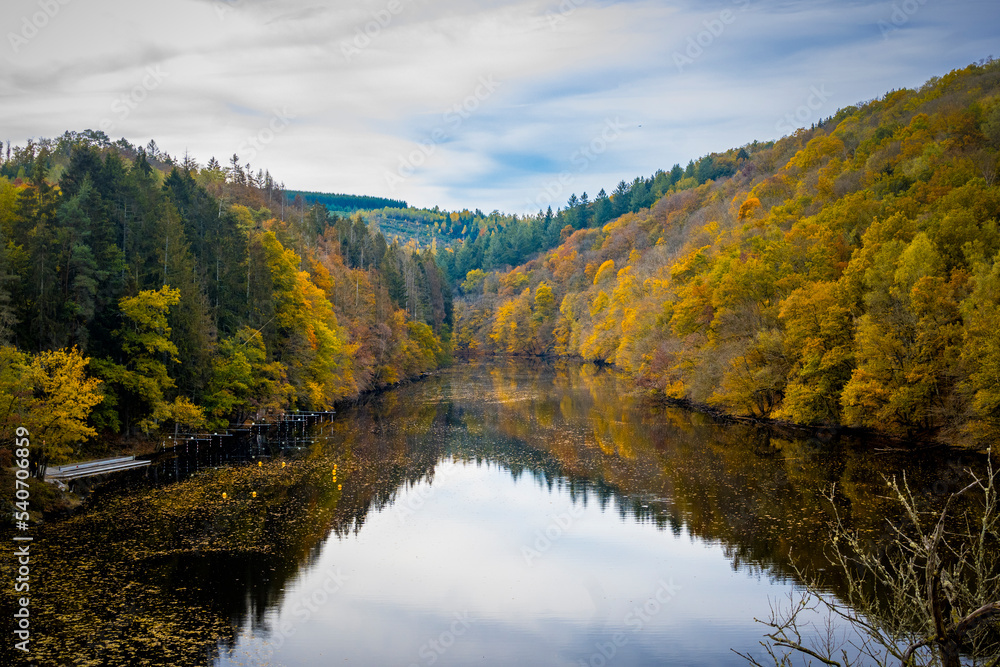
1,0 -> 996,212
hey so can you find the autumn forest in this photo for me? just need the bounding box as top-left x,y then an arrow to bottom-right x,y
0,139 -> 452,469
2,59 -> 1000,475
456,59 -> 1000,448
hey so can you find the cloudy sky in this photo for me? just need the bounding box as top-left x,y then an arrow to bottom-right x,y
1,0 -> 997,214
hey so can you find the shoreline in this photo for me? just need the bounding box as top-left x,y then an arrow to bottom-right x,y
0,364 -> 452,525
453,351 -> 978,453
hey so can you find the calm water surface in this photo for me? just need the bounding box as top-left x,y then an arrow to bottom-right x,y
16,360 -> 975,666
220,460 -> 781,666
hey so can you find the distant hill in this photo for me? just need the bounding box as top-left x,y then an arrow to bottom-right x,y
286,190 -> 407,212
362,207 -> 463,251
287,191 -> 469,251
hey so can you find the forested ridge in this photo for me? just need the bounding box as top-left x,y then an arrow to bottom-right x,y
3,58 -> 1000,468
0,133 -> 452,468
454,59 -> 1000,447
284,190 -> 408,213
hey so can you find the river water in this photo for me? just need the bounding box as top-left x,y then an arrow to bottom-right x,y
13,360 -> 979,666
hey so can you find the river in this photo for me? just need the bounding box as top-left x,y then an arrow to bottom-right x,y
11,360 -> 980,666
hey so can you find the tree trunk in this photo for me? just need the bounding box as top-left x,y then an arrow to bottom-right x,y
937,637 -> 961,667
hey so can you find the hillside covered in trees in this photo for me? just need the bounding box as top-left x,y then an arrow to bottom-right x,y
453,59 -> 1000,447
0,133 -> 452,469
439,160 -> 736,283
3,59 -> 999,469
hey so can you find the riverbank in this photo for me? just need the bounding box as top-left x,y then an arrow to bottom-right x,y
0,467 -> 81,530
0,432 -> 174,527
456,352 -> 978,452
0,363 -> 452,525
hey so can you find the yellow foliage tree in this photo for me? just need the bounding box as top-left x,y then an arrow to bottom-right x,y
91,286 -> 185,434
737,197 -> 761,221
491,289 -> 533,354
961,251 -> 1000,442
462,269 -> 488,294
593,259 -> 616,285
403,320 -> 443,374
0,346 -> 103,472
261,231 -> 358,408
531,282 -> 556,353
775,281 -> 854,424
204,327 -> 291,427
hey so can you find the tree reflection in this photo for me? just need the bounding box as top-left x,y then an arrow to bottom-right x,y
9,360 -> 987,666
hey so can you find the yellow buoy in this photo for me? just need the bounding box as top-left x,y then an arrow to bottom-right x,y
222,492 -> 227,500
282,461 -> 286,468
258,461 -> 263,467
337,484 -> 342,490
252,491 -> 257,498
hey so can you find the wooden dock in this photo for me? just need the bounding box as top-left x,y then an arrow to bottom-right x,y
44,410 -> 337,488
45,456 -> 151,483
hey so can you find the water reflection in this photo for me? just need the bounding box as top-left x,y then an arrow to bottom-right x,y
221,460 -> 787,667
14,360 -> 981,666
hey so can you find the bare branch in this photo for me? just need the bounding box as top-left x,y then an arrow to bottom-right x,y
900,636 -> 933,665
955,601 -> 1000,637
769,638 -> 844,666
